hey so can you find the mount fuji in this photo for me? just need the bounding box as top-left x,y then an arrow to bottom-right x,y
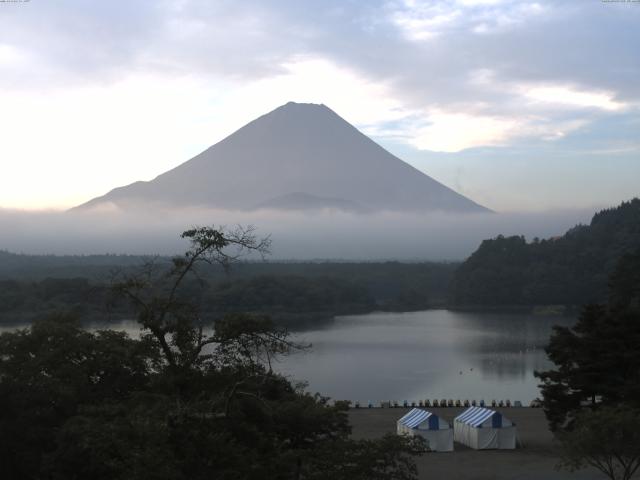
75,102 -> 489,214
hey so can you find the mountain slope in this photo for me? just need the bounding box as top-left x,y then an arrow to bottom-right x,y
451,198 -> 640,306
75,102 -> 489,213
255,192 -> 370,213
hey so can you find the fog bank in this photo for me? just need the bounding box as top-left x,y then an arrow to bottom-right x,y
0,207 -> 595,261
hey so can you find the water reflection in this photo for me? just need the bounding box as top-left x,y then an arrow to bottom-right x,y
277,310 -> 575,404
1,310 -> 574,404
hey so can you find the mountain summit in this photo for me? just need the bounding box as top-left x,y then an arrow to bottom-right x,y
75,102 -> 489,213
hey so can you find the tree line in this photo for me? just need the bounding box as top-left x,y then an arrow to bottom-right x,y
452,198 -> 640,308
4,199 -> 640,321
0,264 -> 455,327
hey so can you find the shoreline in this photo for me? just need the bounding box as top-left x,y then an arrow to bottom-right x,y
349,407 -> 602,480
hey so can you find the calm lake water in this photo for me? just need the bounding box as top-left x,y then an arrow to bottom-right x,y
2,309 -> 574,404
275,310 -> 575,405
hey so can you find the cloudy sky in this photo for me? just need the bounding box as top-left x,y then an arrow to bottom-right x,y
1,0 -> 639,212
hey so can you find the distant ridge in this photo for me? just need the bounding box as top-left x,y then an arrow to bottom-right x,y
452,198 -> 640,307
74,102 -> 490,213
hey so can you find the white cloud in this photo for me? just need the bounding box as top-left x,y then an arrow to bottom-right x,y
470,2 -> 546,34
0,75 -> 228,209
0,58 -> 412,209
409,110 -> 522,152
221,57 -> 409,127
458,0 -> 507,5
0,44 -> 27,67
407,108 -> 589,152
389,0 -> 547,40
391,2 -> 462,41
229,58 -> 604,155
523,85 -> 627,111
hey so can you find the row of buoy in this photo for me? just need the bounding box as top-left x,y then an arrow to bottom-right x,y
353,398 -> 534,408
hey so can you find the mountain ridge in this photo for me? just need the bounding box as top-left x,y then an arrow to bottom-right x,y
451,198 -> 640,307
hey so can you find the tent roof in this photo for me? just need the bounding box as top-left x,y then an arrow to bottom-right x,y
398,408 -> 434,429
455,407 -> 504,427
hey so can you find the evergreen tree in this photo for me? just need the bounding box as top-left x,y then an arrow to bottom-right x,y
536,250 -> 640,431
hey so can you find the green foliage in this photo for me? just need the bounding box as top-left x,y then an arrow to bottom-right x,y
0,250 -> 145,279
0,263 -> 455,327
0,277 -> 118,323
557,406 -> 640,480
0,226 -> 423,479
453,198 -> 640,306
0,311 -> 420,479
0,313 -> 158,479
0,224 -> 454,329
608,248 -> 640,313
207,275 -> 375,315
536,305 -> 640,429
536,250 -> 640,431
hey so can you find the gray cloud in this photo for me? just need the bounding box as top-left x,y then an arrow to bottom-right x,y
3,0 -> 638,101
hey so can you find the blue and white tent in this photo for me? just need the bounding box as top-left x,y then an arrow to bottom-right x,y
396,408 -> 453,452
454,407 -> 516,450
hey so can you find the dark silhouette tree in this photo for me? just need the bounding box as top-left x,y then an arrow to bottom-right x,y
112,225 -> 272,370
535,250 -> 640,431
0,226 -> 424,480
0,313 -> 159,479
537,250 -> 640,479
557,406 -> 640,480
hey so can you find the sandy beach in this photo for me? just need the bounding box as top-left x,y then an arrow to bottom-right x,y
348,407 -> 606,480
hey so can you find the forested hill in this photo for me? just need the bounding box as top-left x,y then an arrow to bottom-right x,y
0,256 -> 457,327
0,251 -> 146,280
451,198 -> 640,307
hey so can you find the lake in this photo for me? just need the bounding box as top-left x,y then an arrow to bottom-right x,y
1,309 -> 573,405
275,310 -> 575,405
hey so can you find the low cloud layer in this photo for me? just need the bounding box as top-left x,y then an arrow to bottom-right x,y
0,207 -> 596,261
